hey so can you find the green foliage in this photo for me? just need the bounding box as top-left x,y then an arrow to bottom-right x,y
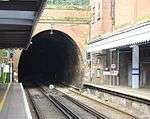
0,50 -> 9,64
47,0 -> 89,6
47,0 -> 89,9
0,50 -> 7,58
0,49 -> 10,83
0,73 -> 10,83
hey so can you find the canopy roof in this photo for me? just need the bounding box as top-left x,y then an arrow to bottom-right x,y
88,21 -> 150,52
0,0 -> 46,49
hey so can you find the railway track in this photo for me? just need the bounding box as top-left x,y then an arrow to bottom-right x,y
26,85 -> 110,119
57,87 -> 137,119
69,89 -> 137,119
27,88 -> 78,119
40,86 -> 109,119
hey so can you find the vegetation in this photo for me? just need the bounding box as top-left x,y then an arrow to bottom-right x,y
47,0 -> 90,9
0,50 -> 10,83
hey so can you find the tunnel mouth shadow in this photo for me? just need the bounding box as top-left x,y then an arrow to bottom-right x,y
18,30 -> 83,87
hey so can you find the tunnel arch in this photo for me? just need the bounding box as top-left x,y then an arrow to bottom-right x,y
18,30 -> 83,86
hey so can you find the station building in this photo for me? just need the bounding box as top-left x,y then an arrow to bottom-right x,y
87,0 -> 150,89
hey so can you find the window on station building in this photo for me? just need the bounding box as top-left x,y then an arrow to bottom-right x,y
96,0 -> 102,21
97,2 -> 101,21
91,5 -> 96,24
111,0 -> 115,22
91,0 -> 102,24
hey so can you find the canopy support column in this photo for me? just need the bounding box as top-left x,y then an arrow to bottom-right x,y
132,45 -> 140,89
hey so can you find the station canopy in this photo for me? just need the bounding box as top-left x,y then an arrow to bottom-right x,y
0,0 -> 46,49
87,21 -> 150,52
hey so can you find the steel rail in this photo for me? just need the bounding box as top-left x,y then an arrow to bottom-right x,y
41,86 -> 110,119
63,95 -> 109,119
39,87 -> 79,119
26,89 -> 45,119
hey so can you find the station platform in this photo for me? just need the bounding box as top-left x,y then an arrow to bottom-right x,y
83,83 -> 150,101
0,83 -> 9,111
0,83 -> 32,119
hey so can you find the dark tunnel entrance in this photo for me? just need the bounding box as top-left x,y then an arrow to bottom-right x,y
18,30 -> 82,86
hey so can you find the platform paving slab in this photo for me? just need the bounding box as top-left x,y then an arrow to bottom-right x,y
0,83 -> 9,111
0,83 -> 32,119
0,83 -> 8,101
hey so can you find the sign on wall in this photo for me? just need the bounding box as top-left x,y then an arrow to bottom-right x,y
103,70 -> 119,76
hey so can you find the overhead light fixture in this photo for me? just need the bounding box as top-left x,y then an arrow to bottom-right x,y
50,24 -> 54,35
50,29 -> 53,35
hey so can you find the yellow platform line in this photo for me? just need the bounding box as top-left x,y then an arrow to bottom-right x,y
0,83 -> 11,112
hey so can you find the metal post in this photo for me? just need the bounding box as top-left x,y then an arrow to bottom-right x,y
112,50 -> 115,85
9,51 -> 14,83
9,59 -> 13,83
112,53 -> 115,86
109,50 -> 112,85
132,45 -> 140,89
117,49 -> 120,86
90,53 -> 93,82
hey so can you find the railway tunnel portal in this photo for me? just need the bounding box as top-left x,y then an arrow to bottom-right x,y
18,30 -> 83,86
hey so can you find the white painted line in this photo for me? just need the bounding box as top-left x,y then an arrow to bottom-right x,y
20,83 -> 32,119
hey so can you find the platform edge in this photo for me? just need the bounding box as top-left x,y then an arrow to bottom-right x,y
20,83 -> 32,119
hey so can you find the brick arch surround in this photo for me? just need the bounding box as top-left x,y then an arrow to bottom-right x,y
18,29 -> 85,87
33,23 -> 89,56
14,22 -> 89,86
